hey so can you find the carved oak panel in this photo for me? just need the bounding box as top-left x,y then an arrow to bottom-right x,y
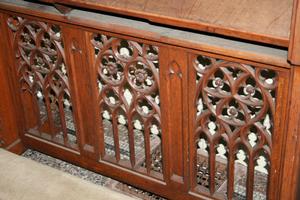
190,54 -> 278,200
7,16 -> 78,149
91,34 -> 163,178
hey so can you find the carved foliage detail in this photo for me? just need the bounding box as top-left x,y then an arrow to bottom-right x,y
194,55 -> 277,199
7,16 -> 77,148
92,34 -> 162,176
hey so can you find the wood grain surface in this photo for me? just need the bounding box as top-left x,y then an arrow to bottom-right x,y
39,0 -> 293,46
0,1 -> 299,200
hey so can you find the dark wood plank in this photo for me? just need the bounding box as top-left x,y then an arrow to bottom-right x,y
0,0 -> 290,68
39,0 -> 292,46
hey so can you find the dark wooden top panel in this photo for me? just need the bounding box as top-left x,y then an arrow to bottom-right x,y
0,0 -> 289,68
41,0 -> 293,47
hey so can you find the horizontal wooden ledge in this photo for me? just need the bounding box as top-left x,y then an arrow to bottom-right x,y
24,133 -> 80,155
38,0 -> 291,47
0,0 -> 291,68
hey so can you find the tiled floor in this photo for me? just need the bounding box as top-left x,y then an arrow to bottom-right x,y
22,149 -> 166,200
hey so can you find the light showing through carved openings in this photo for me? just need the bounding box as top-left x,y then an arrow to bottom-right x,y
91,34 -> 162,177
7,16 -> 77,149
193,55 -> 277,199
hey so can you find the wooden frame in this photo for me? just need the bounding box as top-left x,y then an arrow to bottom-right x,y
0,1 -> 299,200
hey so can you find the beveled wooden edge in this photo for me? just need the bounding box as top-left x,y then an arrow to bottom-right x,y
288,0 -> 300,65
38,0 -> 289,47
0,1 -> 291,69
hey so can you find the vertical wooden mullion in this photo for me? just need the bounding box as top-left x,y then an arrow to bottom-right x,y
44,89 -> 56,137
227,147 -> 234,199
188,53 -> 197,191
98,104 -> 105,158
160,46 -> 188,190
127,114 -> 136,167
62,26 -> 99,157
209,141 -> 216,194
159,46 -> 171,184
269,70 -> 290,200
85,31 -> 103,159
57,95 -> 68,145
112,109 -> 120,162
30,86 -> 42,129
190,136 -> 197,189
246,154 -> 254,200
266,163 -> 271,199
279,68 -> 300,200
144,120 -> 152,174
61,28 -> 84,153
182,46 -> 190,192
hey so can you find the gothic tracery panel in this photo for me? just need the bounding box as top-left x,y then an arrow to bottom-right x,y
91,34 -> 163,177
7,16 -> 78,149
192,55 -> 277,199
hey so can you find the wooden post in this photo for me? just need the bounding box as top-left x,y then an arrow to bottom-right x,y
0,13 -> 25,154
280,66 -> 300,200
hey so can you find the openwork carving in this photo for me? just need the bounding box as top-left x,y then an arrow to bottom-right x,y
91,34 -> 162,177
7,16 -> 77,148
193,55 -> 277,199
